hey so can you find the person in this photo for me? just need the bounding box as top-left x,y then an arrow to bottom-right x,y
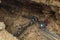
39,21 -> 47,30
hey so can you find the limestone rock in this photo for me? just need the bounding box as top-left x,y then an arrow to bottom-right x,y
31,0 -> 60,7
0,22 -> 18,40
0,22 -> 5,30
0,30 -> 18,40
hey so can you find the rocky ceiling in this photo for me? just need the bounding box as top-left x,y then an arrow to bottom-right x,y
0,0 -> 60,13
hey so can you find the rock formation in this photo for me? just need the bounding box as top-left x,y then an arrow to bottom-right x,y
0,22 -> 18,40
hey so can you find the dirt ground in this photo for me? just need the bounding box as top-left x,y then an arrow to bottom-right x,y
0,7 -> 60,40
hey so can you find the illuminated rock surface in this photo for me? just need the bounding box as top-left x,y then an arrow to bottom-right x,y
0,22 -> 18,40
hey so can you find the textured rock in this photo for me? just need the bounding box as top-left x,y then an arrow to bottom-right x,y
0,30 -> 18,40
0,22 -> 5,30
31,0 -> 60,7
0,22 -> 18,40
